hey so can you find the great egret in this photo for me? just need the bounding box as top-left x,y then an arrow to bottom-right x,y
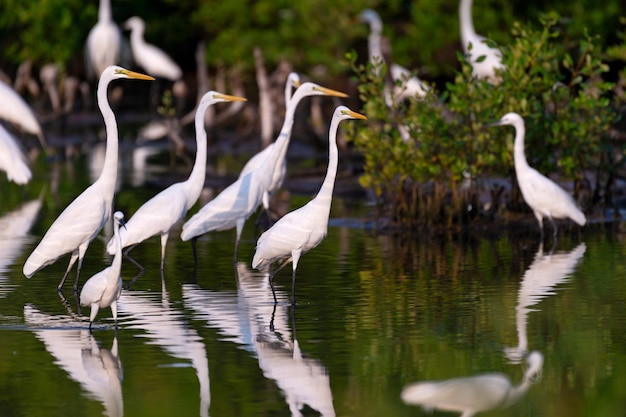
0,80 -> 48,151
23,66 -> 154,291
459,0 -> 505,83
237,72 -> 302,211
359,9 -> 430,103
181,82 -> 349,262
85,0 -> 122,80
106,91 -> 247,270
0,124 -> 32,185
80,211 -> 125,330
252,106 -> 367,303
489,112 -> 586,236
123,16 -> 182,81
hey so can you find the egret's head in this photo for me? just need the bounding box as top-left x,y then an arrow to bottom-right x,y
200,91 -> 247,106
337,105 -> 367,121
489,112 -> 523,127
297,82 -> 348,99
123,16 -> 144,31
109,66 -> 154,81
113,211 -> 127,229
359,9 -> 382,33
288,72 -> 301,89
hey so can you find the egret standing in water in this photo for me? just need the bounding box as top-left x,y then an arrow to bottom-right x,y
252,106 -> 367,304
23,66 -> 154,292
459,0 -> 505,83
80,211 -> 125,330
489,112 -> 586,237
106,91 -> 247,270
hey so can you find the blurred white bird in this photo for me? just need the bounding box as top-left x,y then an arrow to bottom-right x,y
124,16 -> 182,81
252,106 -> 367,303
459,0 -> 505,83
490,112 -> 586,236
0,124 -> 32,185
85,0 -> 122,80
80,211 -> 125,330
180,82 -> 348,262
23,66 -> 154,291
0,79 -> 48,151
106,91 -> 246,270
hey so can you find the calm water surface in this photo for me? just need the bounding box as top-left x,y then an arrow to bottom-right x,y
0,136 -> 625,417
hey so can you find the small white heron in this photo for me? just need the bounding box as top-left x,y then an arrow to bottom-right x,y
489,112 -> 586,237
80,211 -> 125,330
252,106 -> 367,303
23,66 -> 154,292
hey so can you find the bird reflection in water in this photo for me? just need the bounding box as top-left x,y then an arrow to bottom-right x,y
117,272 -> 210,417
183,263 -> 336,416
505,242 -> 586,363
24,304 -> 124,417
401,351 -> 543,417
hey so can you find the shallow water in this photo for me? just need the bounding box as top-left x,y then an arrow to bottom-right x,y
0,136 -> 625,417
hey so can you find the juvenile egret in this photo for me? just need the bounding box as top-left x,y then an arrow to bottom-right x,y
106,91 -> 247,269
23,66 -> 154,291
80,211 -> 125,330
359,9 -> 429,102
489,112 -> 586,236
124,16 -> 182,81
459,0 -> 505,83
180,83 -> 348,261
0,80 -> 48,151
0,124 -> 32,185
252,106 -> 367,303
85,0 -> 122,80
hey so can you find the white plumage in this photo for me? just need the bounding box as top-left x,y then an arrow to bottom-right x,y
252,106 -> 367,301
0,124 -> 32,185
491,112 -> 586,236
23,66 -> 153,291
85,0 -> 122,80
80,211 -> 125,330
0,80 -> 47,150
106,91 -> 246,269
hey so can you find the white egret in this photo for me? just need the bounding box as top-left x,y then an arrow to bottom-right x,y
79,211 -> 125,330
237,72 -> 302,211
123,16 -> 182,81
459,0 -> 505,83
23,66 -> 154,291
0,124 -> 32,185
0,80 -> 48,151
252,106 -> 367,303
359,9 -> 430,102
106,91 -> 247,270
85,0 -> 122,80
489,112 -> 586,236
180,82 -> 348,262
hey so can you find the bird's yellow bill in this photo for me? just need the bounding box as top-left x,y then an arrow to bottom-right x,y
214,93 -> 247,102
116,68 -> 155,81
343,109 -> 368,120
313,86 -> 349,98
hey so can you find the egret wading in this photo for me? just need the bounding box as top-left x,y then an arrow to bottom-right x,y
489,112 -> 586,237
23,66 -> 154,292
252,106 -> 367,304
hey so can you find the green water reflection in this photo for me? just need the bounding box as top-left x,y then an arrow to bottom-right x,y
0,150 -> 625,417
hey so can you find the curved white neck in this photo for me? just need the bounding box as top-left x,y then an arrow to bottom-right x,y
317,116 -> 340,200
96,75 -> 119,197
110,221 -> 123,274
513,120 -> 530,173
186,104 -> 209,202
459,0 -> 477,49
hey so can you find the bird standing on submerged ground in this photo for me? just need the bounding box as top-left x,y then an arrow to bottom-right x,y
23,66 -> 154,292
459,0 -> 505,83
489,112 -> 586,237
0,124 -> 32,185
252,106 -> 367,304
0,80 -> 49,152
80,211 -> 125,330
106,91 -> 247,270
85,0 -> 122,80
180,82 -> 348,263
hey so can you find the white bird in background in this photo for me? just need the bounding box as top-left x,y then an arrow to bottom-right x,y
23,66 -> 154,291
252,106 -> 367,302
106,91 -> 247,270
123,16 -> 182,81
401,351 -> 544,416
459,0 -> 505,83
0,124 -> 32,185
85,0 -> 122,80
0,79 -> 48,151
80,211 -> 125,330
181,82 -> 349,262
489,112 -> 586,237
359,9 -> 430,103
